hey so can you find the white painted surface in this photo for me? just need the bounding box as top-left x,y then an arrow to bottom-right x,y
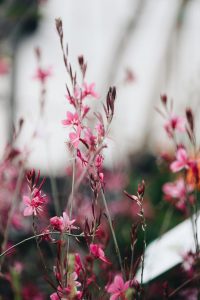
136,215 -> 200,283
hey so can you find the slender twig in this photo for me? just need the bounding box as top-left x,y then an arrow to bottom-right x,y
169,272 -> 200,298
129,244 -> 135,281
0,231 -> 85,259
0,167 -> 24,269
140,205 -> 147,298
100,189 -> 125,280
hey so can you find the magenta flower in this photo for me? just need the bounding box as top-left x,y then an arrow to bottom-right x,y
164,115 -> 185,138
23,189 -> 46,217
50,212 -> 76,232
62,111 -> 79,126
90,243 -> 110,264
33,67 -> 52,83
106,274 -> 130,300
170,148 -> 189,172
163,178 -> 187,201
82,82 -> 99,99
69,126 -> 81,148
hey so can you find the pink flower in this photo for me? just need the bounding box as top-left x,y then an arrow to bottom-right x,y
162,178 -> 193,211
50,212 -> 76,232
163,178 -> 187,201
23,189 -> 46,216
164,115 -> 185,138
96,122 -> 105,139
170,148 -> 190,172
106,274 -> 130,300
84,128 -> 96,149
50,286 -> 70,300
0,58 -> 9,75
33,67 -> 52,83
82,105 -> 90,118
90,243 -> 110,264
69,126 -> 81,148
62,111 -> 79,126
77,149 -> 88,166
75,253 -> 83,275
82,82 -> 99,99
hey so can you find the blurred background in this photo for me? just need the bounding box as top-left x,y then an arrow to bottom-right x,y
0,0 -> 200,174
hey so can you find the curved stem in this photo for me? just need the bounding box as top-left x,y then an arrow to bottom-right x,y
0,231 -> 85,258
101,189 -> 125,280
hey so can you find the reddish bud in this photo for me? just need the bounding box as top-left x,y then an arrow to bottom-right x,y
160,94 -> 167,105
186,108 -> 194,132
137,180 -> 145,197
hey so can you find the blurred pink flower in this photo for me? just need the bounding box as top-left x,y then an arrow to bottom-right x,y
69,126 -> 81,148
33,67 -> 52,83
170,148 -> 189,172
0,58 -> 9,75
163,178 -> 187,201
164,115 -> 185,138
106,274 -> 130,300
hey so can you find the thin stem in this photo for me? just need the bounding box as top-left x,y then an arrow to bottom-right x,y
129,244 -> 135,281
65,154 -> 76,286
140,206 -> 147,298
100,189 -> 125,280
0,167 -> 24,269
32,216 -> 49,273
65,145 -> 105,212
169,272 -> 200,298
0,231 -> 84,258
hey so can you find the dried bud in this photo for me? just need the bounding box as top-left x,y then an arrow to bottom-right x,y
160,94 -> 167,105
19,118 -> 24,129
78,55 -> 87,78
137,180 -> 145,197
106,86 -> 116,121
34,47 -> 41,61
186,108 -> 194,132
26,169 -> 35,188
55,18 -> 63,44
78,55 -> 84,66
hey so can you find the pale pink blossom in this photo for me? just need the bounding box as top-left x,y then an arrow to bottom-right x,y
68,272 -> 81,288
84,128 -> 96,149
82,82 -> 99,99
69,126 -> 81,148
62,111 -> 79,126
164,115 -> 185,138
106,274 -> 130,300
82,105 -> 90,118
162,178 -> 193,211
50,212 -> 76,232
0,58 -> 9,75
96,122 -> 105,139
90,243 -> 110,264
33,67 -> 52,83
163,178 -> 187,201
170,148 -> 190,172
23,189 -> 46,217
77,149 -> 88,166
